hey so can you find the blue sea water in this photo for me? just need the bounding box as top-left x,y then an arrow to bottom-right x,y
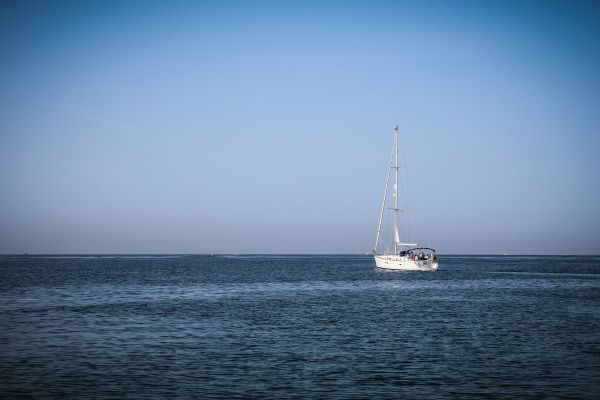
0,255 -> 599,399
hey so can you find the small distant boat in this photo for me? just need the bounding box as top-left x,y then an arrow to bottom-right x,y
373,126 -> 438,271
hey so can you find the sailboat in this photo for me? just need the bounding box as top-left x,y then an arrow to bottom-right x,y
373,126 -> 438,271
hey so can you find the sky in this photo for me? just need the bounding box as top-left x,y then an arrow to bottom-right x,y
0,0 -> 599,254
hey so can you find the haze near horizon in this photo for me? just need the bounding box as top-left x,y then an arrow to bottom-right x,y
1,0 -> 599,255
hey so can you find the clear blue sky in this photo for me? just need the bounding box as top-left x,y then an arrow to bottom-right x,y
1,0 -> 599,254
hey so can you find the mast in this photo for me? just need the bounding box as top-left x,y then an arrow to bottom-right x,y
374,126 -> 420,259
393,126 -> 399,254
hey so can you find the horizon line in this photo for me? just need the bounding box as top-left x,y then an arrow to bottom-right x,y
1,253 -> 599,257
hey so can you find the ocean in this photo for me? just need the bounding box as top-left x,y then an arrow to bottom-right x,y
1,255 -> 599,399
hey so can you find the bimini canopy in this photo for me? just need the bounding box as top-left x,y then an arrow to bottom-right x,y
399,247 -> 436,255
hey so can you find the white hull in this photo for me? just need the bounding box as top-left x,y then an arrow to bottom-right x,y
374,254 -> 438,271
